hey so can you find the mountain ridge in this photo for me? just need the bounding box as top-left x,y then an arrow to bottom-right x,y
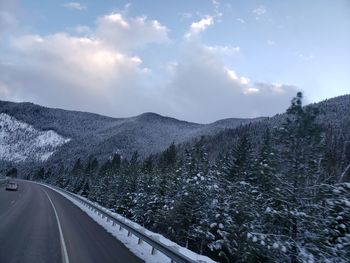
0,100 -> 264,166
2,94 -> 348,169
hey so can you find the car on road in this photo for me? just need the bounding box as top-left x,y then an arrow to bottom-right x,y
6,182 -> 19,191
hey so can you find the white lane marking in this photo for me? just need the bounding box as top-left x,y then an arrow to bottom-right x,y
42,188 -> 70,263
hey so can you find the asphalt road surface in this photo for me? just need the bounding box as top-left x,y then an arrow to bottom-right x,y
0,180 -> 144,263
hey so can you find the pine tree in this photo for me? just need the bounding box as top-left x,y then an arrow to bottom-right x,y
224,128 -> 252,182
111,153 -> 121,171
70,158 -> 84,193
273,92 -> 326,262
6,167 -> 18,178
159,142 -> 177,169
246,127 -> 283,262
213,130 -> 263,262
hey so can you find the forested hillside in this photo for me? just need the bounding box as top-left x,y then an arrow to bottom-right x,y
0,100 -> 261,169
36,93 -> 350,262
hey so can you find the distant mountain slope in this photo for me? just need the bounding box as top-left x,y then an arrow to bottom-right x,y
189,94 -> 350,165
0,113 -> 70,162
0,100 -> 262,165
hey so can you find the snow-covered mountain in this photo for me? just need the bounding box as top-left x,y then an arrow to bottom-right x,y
0,113 -> 70,162
0,100 -> 262,165
2,95 -> 349,167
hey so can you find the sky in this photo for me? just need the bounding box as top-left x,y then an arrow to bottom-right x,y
0,0 -> 349,123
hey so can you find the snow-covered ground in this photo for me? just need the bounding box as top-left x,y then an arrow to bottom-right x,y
44,184 -> 216,263
0,113 -> 70,162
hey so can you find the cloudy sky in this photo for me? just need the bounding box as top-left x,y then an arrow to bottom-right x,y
0,0 -> 349,123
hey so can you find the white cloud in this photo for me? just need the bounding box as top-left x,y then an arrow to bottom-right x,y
0,12 -> 171,117
226,68 -> 239,80
212,0 -> 220,7
244,87 -> 259,94
297,53 -> 314,61
237,18 -> 245,24
185,16 -> 214,38
205,45 -> 240,55
225,68 -> 249,85
11,33 -> 143,74
104,13 -> 129,28
96,13 -> 169,51
190,16 -> 214,32
253,5 -> 267,16
163,40 -> 299,122
212,0 -> 223,20
1,32 -> 157,116
240,76 -> 251,85
63,2 -> 86,11
74,25 -> 90,34
253,5 -> 267,19
0,10 -> 299,123
267,40 -> 275,45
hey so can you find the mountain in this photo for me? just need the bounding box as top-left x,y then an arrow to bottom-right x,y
40,93 -> 350,263
0,100 -> 263,166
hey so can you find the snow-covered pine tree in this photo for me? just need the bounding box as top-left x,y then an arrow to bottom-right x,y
213,129 -> 265,262
273,92 -> 326,262
246,127 -> 287,262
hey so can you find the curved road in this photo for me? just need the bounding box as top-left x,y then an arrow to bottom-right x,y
0,180 -> 144,263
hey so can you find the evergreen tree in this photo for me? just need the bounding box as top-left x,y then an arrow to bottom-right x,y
159,142 -> 177,169
224,128 -> 252,182
6,167 -> 18,178
273,92 -> 326,262
111,153 -> 121,171
32,167 -> 45,181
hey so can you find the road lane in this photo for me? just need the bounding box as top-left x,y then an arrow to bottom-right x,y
0,181 -> 61,263
0,180 -> 144,263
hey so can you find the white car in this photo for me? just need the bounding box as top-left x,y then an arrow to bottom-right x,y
6,182 -> 19,191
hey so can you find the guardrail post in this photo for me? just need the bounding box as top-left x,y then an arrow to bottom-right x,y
127,231 -> 132,237
119,225 -> 123,231
138,238 -> 143,245
151,247 -> 157,255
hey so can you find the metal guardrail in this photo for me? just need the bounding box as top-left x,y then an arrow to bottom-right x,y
45,183 -> 204,263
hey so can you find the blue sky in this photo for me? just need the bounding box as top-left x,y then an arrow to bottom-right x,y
0,0 -> 349,123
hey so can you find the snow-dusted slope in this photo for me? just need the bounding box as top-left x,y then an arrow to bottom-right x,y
0,100 -> 263,164
0,113 -> 70,162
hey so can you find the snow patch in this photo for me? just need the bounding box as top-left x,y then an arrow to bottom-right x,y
0,113 -> 70,162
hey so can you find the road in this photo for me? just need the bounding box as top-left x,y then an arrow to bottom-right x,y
0,180 -> 144,263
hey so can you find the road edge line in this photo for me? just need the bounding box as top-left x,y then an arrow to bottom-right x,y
42,188 -> 70,263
